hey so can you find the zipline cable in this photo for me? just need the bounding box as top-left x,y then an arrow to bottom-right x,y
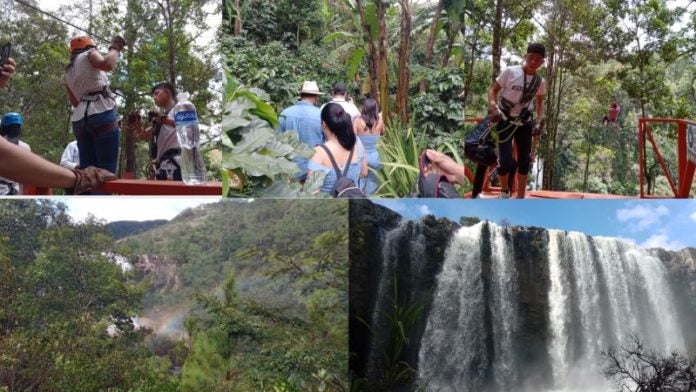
12,0 -> 110,43
10,0 -> 223,96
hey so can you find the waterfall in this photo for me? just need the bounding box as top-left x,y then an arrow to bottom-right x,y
417,223 -> 686,392
419,223 -> 486,392
365,219 -> 426,380
419,222 -> 520,392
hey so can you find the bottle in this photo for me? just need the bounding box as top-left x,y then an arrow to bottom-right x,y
173,92 -> 207,184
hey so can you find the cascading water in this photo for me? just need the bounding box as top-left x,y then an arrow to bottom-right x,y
417,223 -> 686,392
419,222 -> 520,392
365,218 -> 426,380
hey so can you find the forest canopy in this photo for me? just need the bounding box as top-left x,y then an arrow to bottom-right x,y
222,0 -> 696,197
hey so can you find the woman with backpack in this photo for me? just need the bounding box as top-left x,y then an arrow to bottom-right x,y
307,103 -> 367,197
353,98 -> 384,195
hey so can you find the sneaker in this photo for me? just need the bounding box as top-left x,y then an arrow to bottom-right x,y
499,190 -> 511,199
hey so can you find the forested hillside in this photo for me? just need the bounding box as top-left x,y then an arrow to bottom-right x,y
0,200 -> 348,391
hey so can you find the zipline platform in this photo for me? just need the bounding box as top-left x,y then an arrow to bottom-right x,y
471,189 -> 629,199
24,179 -> 223,196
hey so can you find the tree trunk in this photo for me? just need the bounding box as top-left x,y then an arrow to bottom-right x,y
375,0 -> 390,123
123,0 -> 138,177
163,0 -> 177,90
462,26 -> 480,108
440,27 -> 455,68
583,131 -> 591,192
541,2 -> 569,190
355,0 -> 380,100
420,0 -> 444,92
491,0 -> 504,81
233,0 -> 241,36
396,0 -> 411,124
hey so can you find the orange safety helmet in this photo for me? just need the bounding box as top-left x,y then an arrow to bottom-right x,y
70,35 -> 96,52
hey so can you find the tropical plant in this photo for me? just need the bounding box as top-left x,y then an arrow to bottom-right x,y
221,68 -> 327,197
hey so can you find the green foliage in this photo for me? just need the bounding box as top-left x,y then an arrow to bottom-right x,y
223,37 -> 345,112
0,200 -> 174,391
374,122 -> 427,197
411,67 -> 466,137
352,277 -> 429,391
1,0 -> 218,178
221,72 -> 323,197
172,201 -> 348,391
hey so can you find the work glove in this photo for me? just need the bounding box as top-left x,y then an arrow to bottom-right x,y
109,35 -> 126,52
67,166 -> 117,195
488,104 -> 503,123
532,118 -> 545,136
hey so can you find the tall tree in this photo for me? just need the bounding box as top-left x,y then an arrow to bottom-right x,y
396,0 -> 412,123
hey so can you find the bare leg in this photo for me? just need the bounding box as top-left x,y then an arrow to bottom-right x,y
516,174 -> 528,198
500,173 -> 509,193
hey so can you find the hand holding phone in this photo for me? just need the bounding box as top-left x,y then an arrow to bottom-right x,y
0,42 -> 12,67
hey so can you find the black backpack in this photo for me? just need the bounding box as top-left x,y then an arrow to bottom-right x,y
417,152 -> 460,198
319,144 -> 367,199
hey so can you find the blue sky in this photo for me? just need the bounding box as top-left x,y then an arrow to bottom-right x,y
374,199 -> 696,250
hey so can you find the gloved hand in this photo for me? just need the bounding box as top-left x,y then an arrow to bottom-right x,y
532,118 -> 545,136
488,104 -> 503,123
109,35 -> 126,52
67,166 -> 117,194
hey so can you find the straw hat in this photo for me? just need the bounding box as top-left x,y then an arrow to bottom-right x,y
299,81 -> 322,95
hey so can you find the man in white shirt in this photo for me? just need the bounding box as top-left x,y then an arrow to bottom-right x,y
60,140 -> 80,170
145,82 -> 182,181
487,43 -> 546,199
322,82 -> 360,120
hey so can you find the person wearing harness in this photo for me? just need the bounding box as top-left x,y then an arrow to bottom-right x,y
488,43 -> 546,198
0,112 -> 31,195
147,82 -> 183,181
463,117 -> 517,198
64,35 -> 125,176
602,98 -> 621,127
0,57 -> 116,193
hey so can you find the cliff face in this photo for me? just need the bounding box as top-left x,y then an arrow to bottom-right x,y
349,200 -> 457,381
134,254 -> 182,293
654,247 -> 696,352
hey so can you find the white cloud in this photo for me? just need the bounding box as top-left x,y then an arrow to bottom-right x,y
640,233 -> 685,251
64,197 -> 218,223
690,211 -> 696,223
419,205 -> 433,216
616,204 -> 669,231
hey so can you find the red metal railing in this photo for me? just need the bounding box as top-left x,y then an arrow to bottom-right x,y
24,180 -> 222,196
638,118 -> 695,198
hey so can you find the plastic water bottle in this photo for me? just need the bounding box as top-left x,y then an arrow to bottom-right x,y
173,92 -> 207,184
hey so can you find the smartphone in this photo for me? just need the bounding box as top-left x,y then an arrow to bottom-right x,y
0,42 -> 12,68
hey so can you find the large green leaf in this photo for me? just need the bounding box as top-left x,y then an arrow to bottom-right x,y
347,47 -> 366,80
322,31 -> 355,43
231,124 -> 277,154
223,151 -> 299,177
